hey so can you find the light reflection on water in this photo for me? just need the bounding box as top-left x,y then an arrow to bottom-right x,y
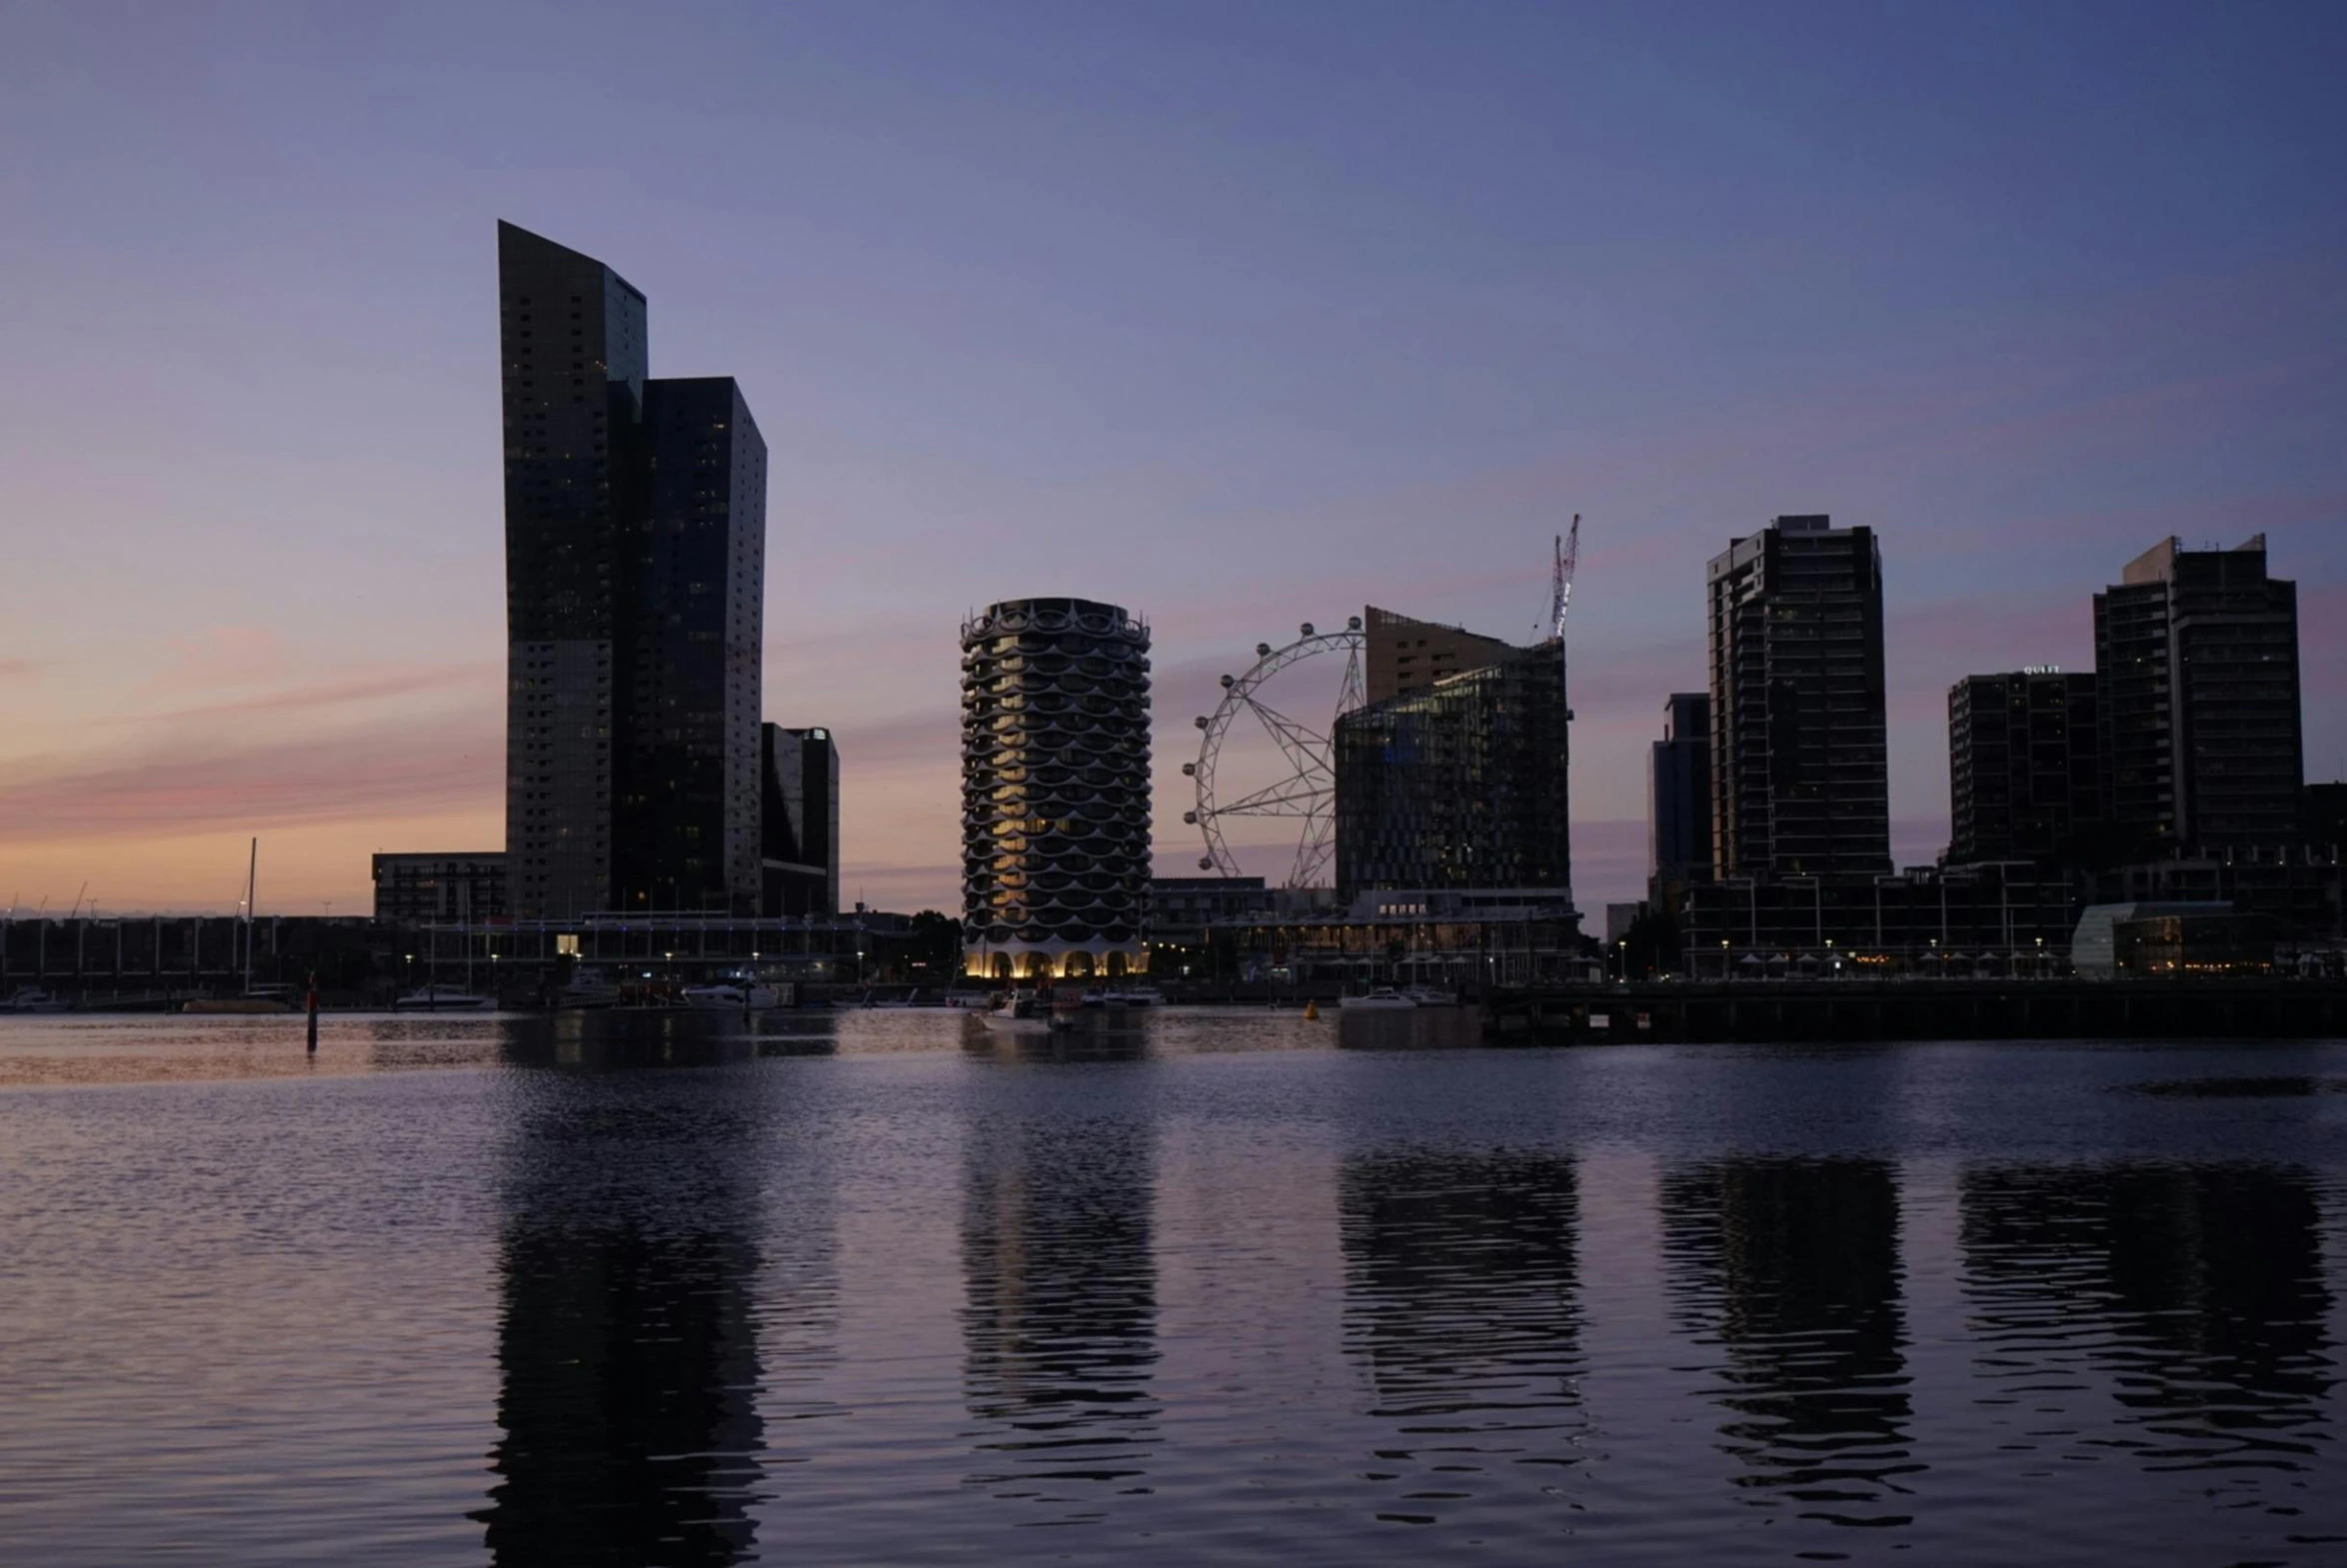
0,1012 -> 2342,1565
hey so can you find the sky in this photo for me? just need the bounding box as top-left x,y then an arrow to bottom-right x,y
1,0 -> 2342,920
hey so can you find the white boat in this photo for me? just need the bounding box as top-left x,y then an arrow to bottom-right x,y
556,966 -> 619,1009
1338,986 -> 1416,1010
979,989 -> 1076,1032
942,989 -> 995,1009
390,984 -> 495,1012
680,982 -> 785,1011
1081,985 -> 1166,1008
1399,984 -> 1455,1007
1,986 -> 71,1014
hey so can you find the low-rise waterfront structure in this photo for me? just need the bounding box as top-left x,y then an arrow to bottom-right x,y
372,852 -> 508,922
1679,863 -> 2077,976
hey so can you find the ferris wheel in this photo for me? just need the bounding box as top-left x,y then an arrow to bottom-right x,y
1180,617 -> 1365,888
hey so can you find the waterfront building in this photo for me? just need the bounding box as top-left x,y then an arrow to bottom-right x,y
1362,605 -> 1520,706
1147,875 -> 1275,937
761,725 -> 840,917
371,852 -> 508,923
2094,536 -> 2303,857
2092,851 -> 2343,944
1216,890 -> 1592,989
1946,670 -> 2105,866
498,222 -> 767,918
1680,862 -> 2077,974
1647,692 -> 1711,907
1333,636 -> 1572,904
960,599 -> 1153,980
1706,516 -> 1890,877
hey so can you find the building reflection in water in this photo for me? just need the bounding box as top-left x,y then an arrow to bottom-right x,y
1337,1149 -> 1585,1512
474,1052 -> 771,1566
959,1073 -> 1159,1504
1661,1158 -> 1917,1529
1960,1162 -> 2335,1475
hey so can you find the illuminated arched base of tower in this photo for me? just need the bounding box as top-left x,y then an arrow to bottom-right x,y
964,941 -> 1149,981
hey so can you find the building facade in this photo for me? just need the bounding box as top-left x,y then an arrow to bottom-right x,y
1681,862 -> 2077,971
1362,604 -> 1521,706
1706,516 -> 1890,877
499,222 -> 767,918
1946,670 -> 2104,866
1333,639 -> 1572,903
372,853 -> 509,923
1648,692 -> 1712,905
761,724 -> 840,917
613,378 -> 768,913
960,599 -> 1153,979
2094,536 -> 2302,857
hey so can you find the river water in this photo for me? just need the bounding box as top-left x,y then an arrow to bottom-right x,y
1,1009 -> 2342,1566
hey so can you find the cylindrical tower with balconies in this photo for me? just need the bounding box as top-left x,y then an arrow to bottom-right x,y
961,598 -> 1152,980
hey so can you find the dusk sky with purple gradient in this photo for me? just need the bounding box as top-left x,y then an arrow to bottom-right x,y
2,1 -> 2342,918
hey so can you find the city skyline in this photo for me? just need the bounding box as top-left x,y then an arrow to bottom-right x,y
3,4 -> 2344,919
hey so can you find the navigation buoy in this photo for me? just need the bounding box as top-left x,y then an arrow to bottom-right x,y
1302,999 -> 1319,1020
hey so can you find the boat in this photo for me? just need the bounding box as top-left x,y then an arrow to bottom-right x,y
1080,985 -> 1166,1008
1,986 -> 71,1014
1399,983 -> 1455,1007
390,984 -> 495,1012
183,992 -> 295,1014
680,982 -> 786,1011
556,966 -> 619,1009
942,989 -> 995,1009
1338,986 -> 1416,1009
979,989 -> 1077,1032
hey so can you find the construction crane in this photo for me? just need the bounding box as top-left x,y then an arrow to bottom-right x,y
1550,514 -> 1579,723
1550,513 -> 1579,641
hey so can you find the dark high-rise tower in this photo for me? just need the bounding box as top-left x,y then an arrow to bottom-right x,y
613,378 -> 767,913
498,222 -> 766,917
1705,516 -> 1889,877
761,724 -> 839,917
1648,692 -> 1711,904
1946,670 -> 2103,866
2094,536 -> 2302,857
500,223 -> 647,918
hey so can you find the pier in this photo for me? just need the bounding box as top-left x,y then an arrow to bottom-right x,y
1483,976 -> 2347,1042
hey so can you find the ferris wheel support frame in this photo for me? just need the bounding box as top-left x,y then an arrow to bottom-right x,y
1181,619 -> 1364,889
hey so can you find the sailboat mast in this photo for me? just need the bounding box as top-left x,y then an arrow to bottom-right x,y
243,836 -> 257,994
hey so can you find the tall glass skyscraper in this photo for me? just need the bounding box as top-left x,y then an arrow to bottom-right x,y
960,599 -> 1153,980
499,223 -> 767,917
